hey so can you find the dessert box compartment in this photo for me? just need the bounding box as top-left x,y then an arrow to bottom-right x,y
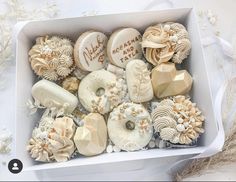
15,8 -> 218,171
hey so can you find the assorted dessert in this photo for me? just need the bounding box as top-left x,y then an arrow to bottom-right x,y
26,22 -> 205,163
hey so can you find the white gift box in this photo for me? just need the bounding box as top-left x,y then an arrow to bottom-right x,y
15,8 -> 218,171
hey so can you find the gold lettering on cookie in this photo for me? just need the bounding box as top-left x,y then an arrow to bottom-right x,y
112,34 -> 141,63
83,35 -> 106,67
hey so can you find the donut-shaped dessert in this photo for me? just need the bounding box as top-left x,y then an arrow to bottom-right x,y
107,102 -> 153,151
78,69 -> 127,114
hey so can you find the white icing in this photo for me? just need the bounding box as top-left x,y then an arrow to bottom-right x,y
107,102 -> 153,152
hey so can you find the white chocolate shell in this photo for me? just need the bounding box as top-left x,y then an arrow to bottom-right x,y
29,35 -> 74,81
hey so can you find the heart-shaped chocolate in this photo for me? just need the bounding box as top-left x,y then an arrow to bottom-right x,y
151,63 -> 192,98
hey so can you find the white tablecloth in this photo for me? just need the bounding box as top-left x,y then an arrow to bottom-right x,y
0,0 -> 236,180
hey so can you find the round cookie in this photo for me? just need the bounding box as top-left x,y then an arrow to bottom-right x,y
107,28 -> 142,68
107,102 -> 153,151
74,30 -> 108,71
78,69 -> 127,114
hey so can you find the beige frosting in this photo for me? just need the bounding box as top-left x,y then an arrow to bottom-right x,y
73,113 -> 107,156
152,96 -> 205,145
29,35 -> 74,81
142,22 -> 191,65
151,62 -> 192,98
78,69 -> 127,114
126,59 -> 153,103
107,102 -> 153,151
62,76 -> 80,93
48,117 -> 76,162
27,138 -> 52,162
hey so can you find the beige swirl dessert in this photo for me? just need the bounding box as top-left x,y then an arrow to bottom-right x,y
29,35 -> 74,81
152,95 -> 205,145
27,116 -> 76,162
107,102 -> 153,151
142,22 -> 191,65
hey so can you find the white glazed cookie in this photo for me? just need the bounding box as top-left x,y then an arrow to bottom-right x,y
74,30 -> 108,71
107,28 -> 142,68
32,79 -> 78,113
107,102 -> 153,151
78,69 -> 127,114
126,59 -> 153,103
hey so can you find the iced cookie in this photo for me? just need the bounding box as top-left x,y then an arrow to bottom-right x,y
107,102 -> 153,151
126,59 -> 153,103
78,69 -> 127,114
74,30 -> 108,71
107,28 -> 142,68
32,79 -> 78,113
73,113 -> 107,156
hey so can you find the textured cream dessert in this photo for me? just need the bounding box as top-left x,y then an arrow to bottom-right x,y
74,30 -> 108,71
29,35 -> 74,81
142,22 -> 191,65
27,116 -> 76,162
107,28 -> 142,68
152,96 -> 205,145
107,102 -> 153,151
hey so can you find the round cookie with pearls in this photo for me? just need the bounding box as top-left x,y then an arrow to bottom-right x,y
74,30 -> 108,71
107,28 -> 142,68
107,102 -> 153,151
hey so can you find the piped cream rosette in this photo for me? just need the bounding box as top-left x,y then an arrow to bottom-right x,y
142,22 -> 191,65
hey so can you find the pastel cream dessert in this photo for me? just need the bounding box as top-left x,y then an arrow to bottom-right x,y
29,35 -> 74,81
78,69 -> 127,114
107,102 -> 153,151
32,79 -> 78,113
73,113 -> 107,156
27,116 -> 76,162
107,28 -> 142,68
152,96 -> 205,145
151,62 -> 192,98
142,22 -> 191,65
74,30 -> 108,71
126,59 -> 153,103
